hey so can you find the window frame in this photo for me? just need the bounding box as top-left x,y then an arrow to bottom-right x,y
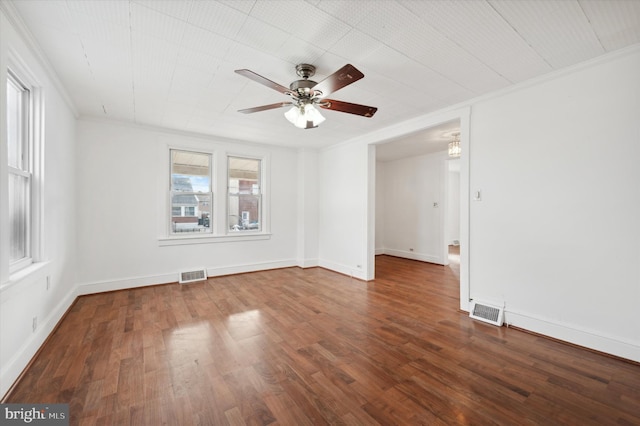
6,64 -> 43,276
169,148 -> 213,236
158,147 -> 270,246
226,155 -> 263,234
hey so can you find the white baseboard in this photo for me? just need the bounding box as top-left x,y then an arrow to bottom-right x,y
207,259 -> 297,278
0,286 -> 78,398
318,259 -> 367,281
77,259 -> 299,295
505,309 -> 640,363
379,248 -> 445,265
297,258 -> 319,268
77,272 -> 177,295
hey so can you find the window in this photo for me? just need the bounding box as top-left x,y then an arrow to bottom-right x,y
228,156 -> 261,232
170,149 -> 212,234
7,71 -> 32,271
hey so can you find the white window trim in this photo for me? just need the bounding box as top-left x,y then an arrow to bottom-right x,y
158,233 -> 272,246
168,148 -> 213,236
225,153 -> 268,236
159,147 -> 270,246
6,55 -> 44,277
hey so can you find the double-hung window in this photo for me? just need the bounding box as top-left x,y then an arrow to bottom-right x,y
170,149 -> 212,234
228,156 -> 261,232
7,71 -> 32,271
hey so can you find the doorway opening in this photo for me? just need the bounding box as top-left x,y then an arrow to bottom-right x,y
370,108 -> 470,311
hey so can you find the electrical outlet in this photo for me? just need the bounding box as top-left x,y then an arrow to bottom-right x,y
32,317 -> 37,332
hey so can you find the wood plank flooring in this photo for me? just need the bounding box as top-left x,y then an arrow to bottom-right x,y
4,255 -> 640,425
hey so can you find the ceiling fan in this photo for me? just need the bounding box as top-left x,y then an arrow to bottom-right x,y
235,63 -> 377,129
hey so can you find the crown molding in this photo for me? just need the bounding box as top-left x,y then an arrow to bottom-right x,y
334,43 -> 640,150
0,0 -> 79,118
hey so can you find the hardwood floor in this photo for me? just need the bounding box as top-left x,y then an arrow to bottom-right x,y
4,255 -> 640,425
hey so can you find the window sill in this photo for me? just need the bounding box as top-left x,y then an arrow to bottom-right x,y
158,233 -> 271,247
1,261 -> 50,294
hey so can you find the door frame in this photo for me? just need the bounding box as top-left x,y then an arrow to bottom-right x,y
367,106 -> 471,311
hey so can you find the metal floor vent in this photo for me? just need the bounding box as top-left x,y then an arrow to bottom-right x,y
469,300 -> 504,326
179,269 -> 207,284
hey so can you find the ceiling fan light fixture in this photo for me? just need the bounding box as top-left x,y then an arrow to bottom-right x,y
284,104 -> 325,129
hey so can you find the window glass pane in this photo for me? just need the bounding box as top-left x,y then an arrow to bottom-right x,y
7,72 -> 31,267
170,150 -> 212,235
7,77 -> 25,170
228,157 -> 260,194
228,157 -> 261,232
171,150 -> 210,192
171,193 -> 211,233
228,194 -> 260,231
9,173 -> 29,261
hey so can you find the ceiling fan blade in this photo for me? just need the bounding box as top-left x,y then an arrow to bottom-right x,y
312,64 -> 364,97
319,99 -> 377,117
238,102 -> 293,114
235,69 -> 291,94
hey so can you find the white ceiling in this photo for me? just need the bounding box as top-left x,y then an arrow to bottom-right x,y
7,0 -> 640,150
376,119 -> 460,162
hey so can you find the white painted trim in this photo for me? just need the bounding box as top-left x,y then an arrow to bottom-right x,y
159,233 -> 272,246
207,260 -> 296,279
361,106 -> 472,310
378,249 -> 444,265
458,109 -> 471,312
297,258 -> 319,268
0,1 -> 78,117
366,144 -> 376,281
505,309 -> 640,363
76,259 -> 298,295
0,284 -> 78,398
326,45 -> 640,152
0,261 -> 49,299
318,259 -> 367,281
78,115 -> 297,152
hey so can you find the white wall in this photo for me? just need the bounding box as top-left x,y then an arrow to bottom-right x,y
318,48 -> 639,362
374,160 -> 385,254
75,119 -> 300,293
0,6 -> 77,397
377,152 -> 448,264
469,47 -> 640,361
296,149 -> 319,267
318,141 -> 371,280
447,162 -> 461,245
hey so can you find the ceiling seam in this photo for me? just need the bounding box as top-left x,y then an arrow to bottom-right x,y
396,0 -> 514,86
485,0 -> 554,70
576,0 -> 606,53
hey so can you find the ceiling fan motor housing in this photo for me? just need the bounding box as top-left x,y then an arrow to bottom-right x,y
295,63 -> 316,78
290,64 -> 319,97
290,79 -> 318,93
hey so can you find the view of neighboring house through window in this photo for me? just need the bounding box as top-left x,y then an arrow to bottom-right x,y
228,156 -> 261,232
170,149 -> 212,234
7,71 -> 32,270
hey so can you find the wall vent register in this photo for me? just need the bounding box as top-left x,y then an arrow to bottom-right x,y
179,269 -> 207,284
469,300 -> 504,326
